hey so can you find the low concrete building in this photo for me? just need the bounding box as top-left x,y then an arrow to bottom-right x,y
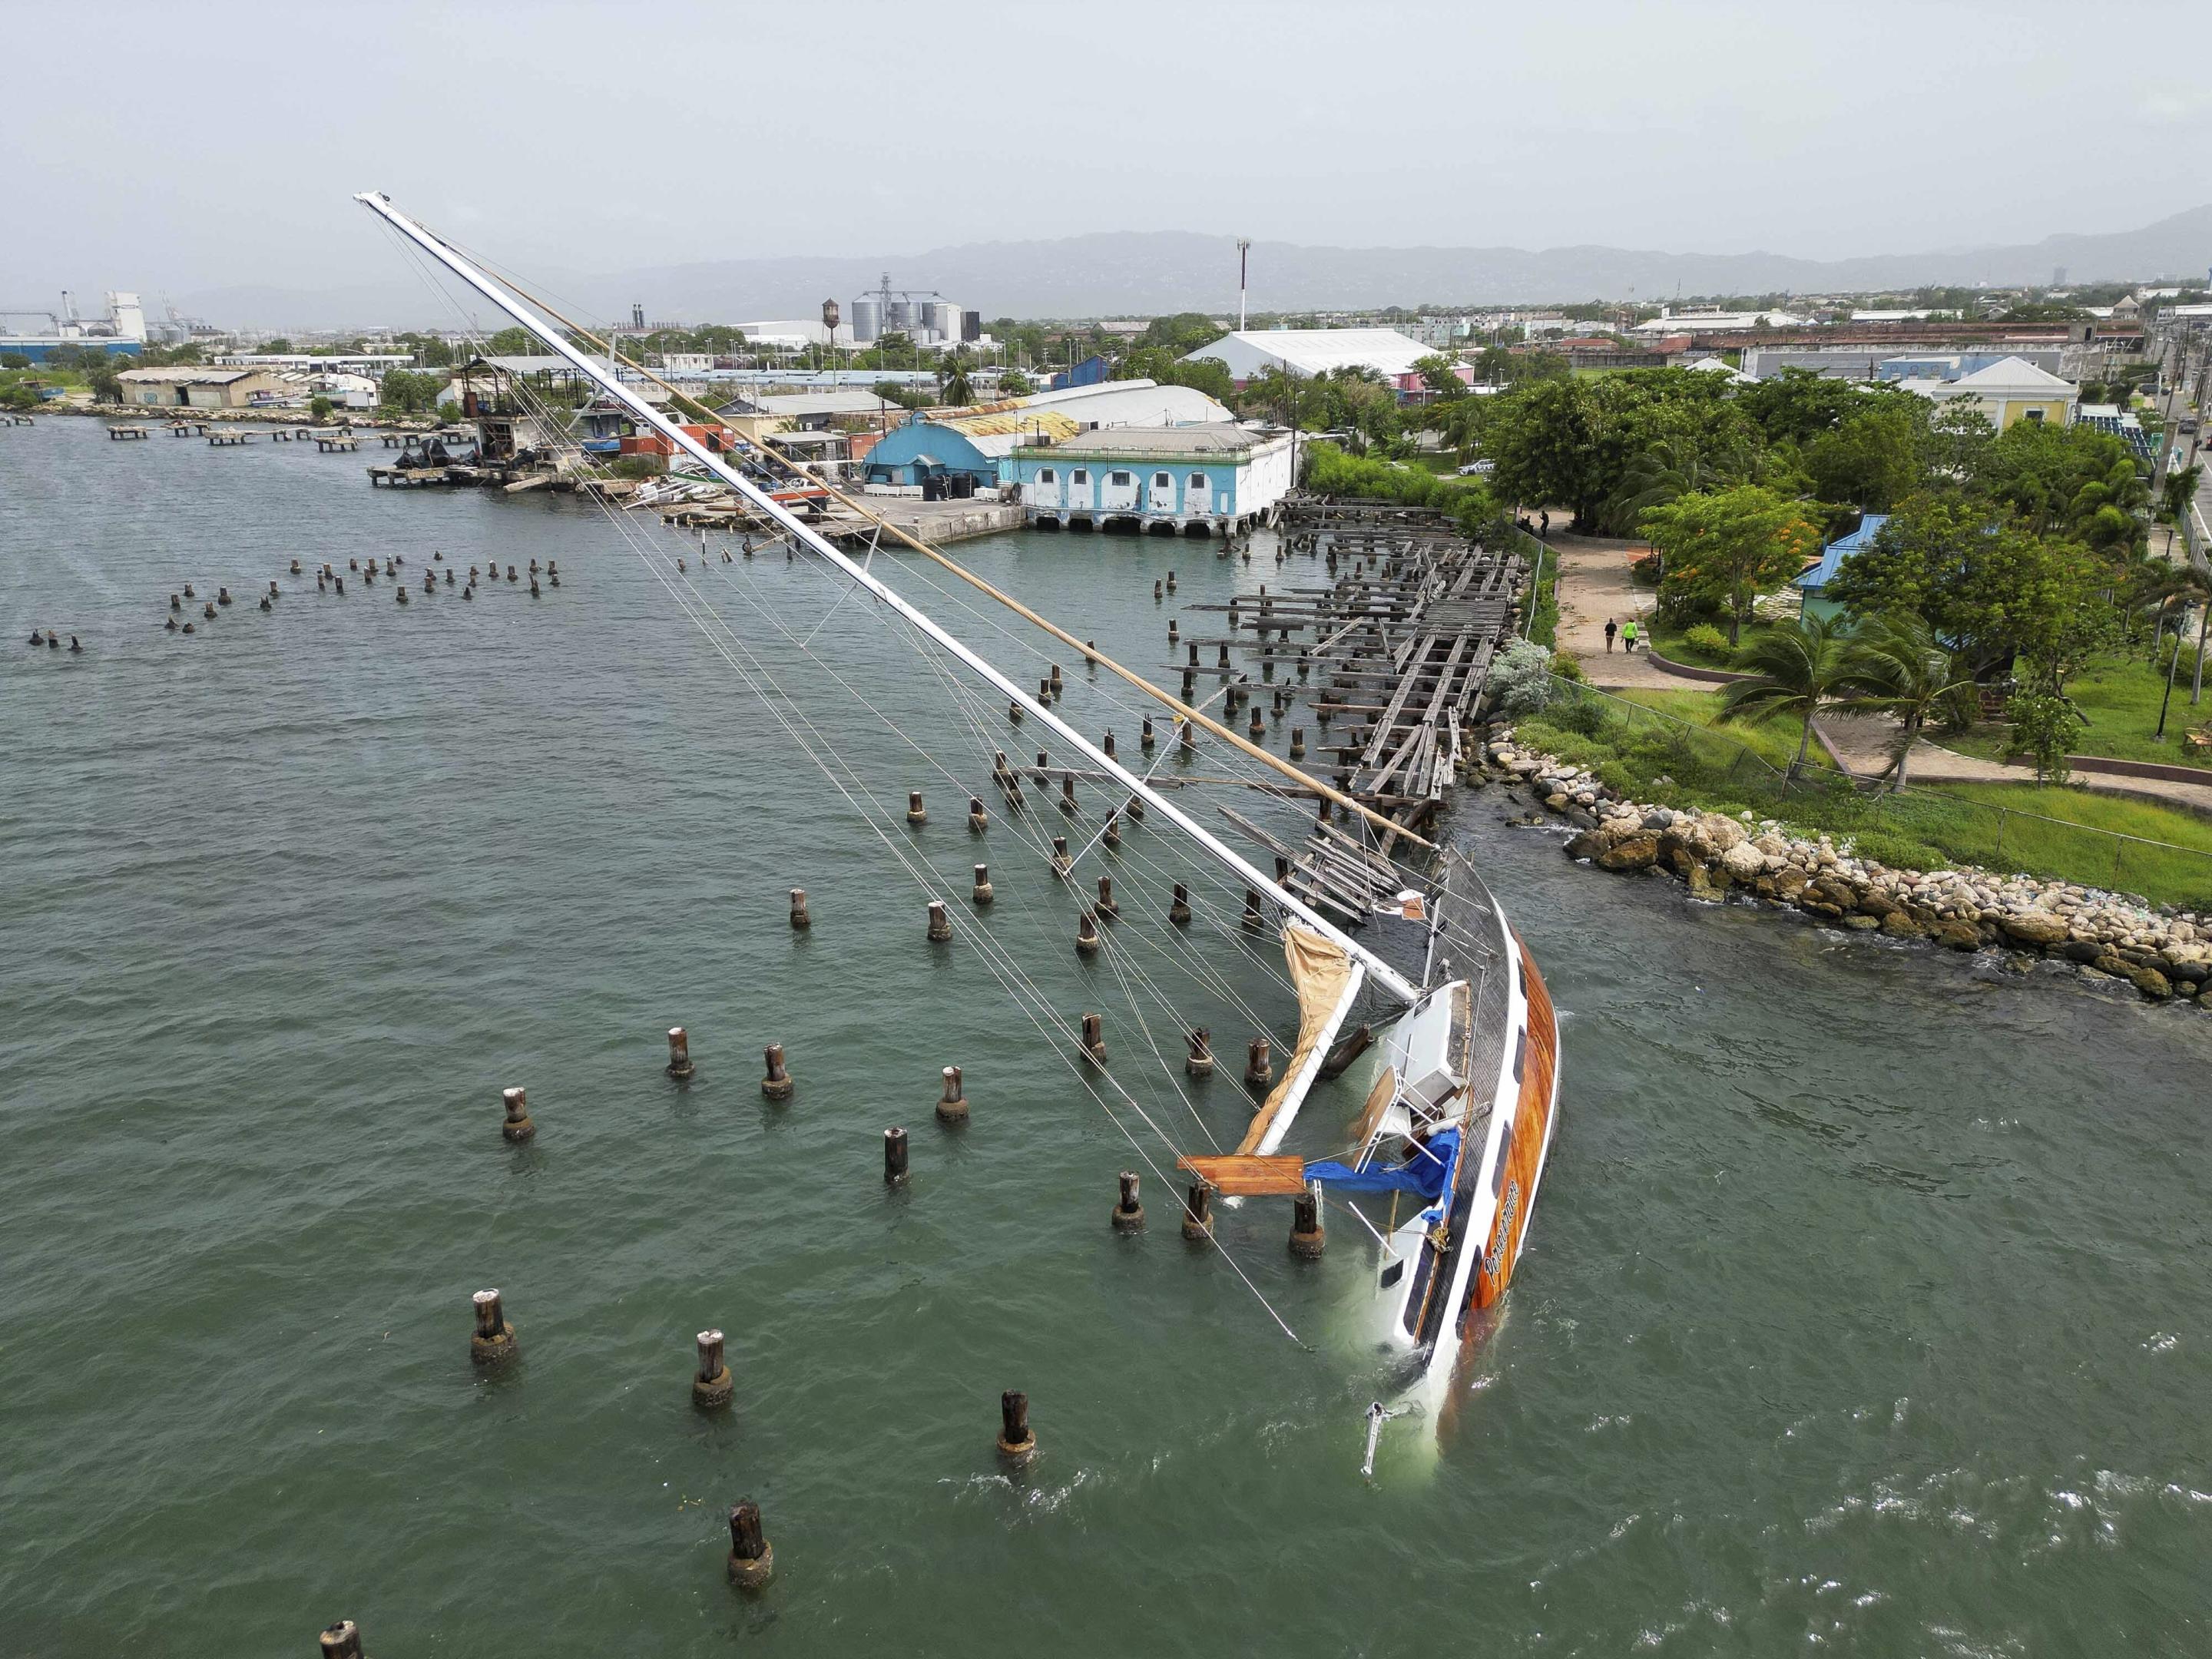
116,366 -> 286,409
1007,423 -> 1294,537
859,379 -> 1235,492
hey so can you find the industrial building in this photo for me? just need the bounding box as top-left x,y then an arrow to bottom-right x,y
115,366 -> 286,409
1,290 -> 147,362
859,379 -> 1234,494
1008,424 -> 1295,537
1181,326 -> 1430,386
1737,344 -> 2068,381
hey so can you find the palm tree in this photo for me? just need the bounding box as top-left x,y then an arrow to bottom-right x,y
1843,611 -> 1975,791
1717,611 -> 1861,786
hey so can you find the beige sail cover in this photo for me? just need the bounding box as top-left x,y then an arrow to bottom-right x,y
1233,926 -> 1356,1154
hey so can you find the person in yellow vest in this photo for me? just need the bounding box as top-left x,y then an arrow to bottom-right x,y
1621,618 -> 1639,653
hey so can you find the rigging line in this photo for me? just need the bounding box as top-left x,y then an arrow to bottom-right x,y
392,263 -> 1307,1348
873,600 -> 1300,1028
451,254 -> 1426,852
763,566 -> 1289,1063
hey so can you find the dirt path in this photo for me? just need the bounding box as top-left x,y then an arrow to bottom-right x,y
1817,712 -> 2212,820
1546,533 -> 1680,690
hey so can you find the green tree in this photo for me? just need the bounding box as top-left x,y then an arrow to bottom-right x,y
1114,345 -> 1234,405
1137,313 -> 1224,356
309,396 -> 334,421
1801,404 -> 1925,511
999,369 -> 1034,397
1641,484 -> 1820,644
2160,463 -> 2203,525
86,363 -> 124,402
1412,354 -> 1467,399
1845,611 -> 1978,790
1826,493 -> 2111,690
0,384 -> 37,412
483,326 -> 545,357
943,365 -> 975,406
260,338 -> 295,354
0,352 -> 28,369
1485,376 -> 1602,522
378,369 -> 444,414
1717,611 -> 1861,783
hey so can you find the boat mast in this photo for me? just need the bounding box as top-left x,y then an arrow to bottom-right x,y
355,190 -> 1421,1004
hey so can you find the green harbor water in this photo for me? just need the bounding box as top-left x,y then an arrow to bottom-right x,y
3,416 -> 2209,1656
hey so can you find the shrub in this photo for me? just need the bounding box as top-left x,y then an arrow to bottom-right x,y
1488,637 -> 1556,717
1551,649 -> 1586,682
1551,695 -> 1610,738
2006,694 -> 2084,783
1847,830 -> 1947,873
1683,623 -> 1731,658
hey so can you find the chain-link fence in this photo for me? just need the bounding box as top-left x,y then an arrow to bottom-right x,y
1522,675 -> 2212,909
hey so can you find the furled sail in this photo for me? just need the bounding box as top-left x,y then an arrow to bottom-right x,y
1234,926 -> 1362,1156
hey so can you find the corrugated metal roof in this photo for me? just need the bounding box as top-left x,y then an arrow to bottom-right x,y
940,409 -> 1081,440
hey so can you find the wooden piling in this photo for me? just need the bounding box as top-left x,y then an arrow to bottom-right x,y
1075,908 -> 1101,958
666,1026 -> 694,1079
1181,1184 -> 1213,1242
1111,1171 -> 1144,1232
1080,1012 -> 1107,1066
1169,882 -> 1192,926
1141,715 -> 1156,750
1059,773 -> 1078,814
1245,1036 -> 1274,1090
1185,1027 -> 1214,1078
1094,875 -> 1119,919
1051,836 -> 1072,878
1290,726 -> 1306,760
727,1501 -> 773,1591
761,1043 -> 794,1101
906,790 -> 928,826
935,1065 -> 969,1125
1242,889 -> 1265,930
500,1087 -> 534,1144
1101,811 -> 1121,849
883,1125 -> 909,1184
968,796 -> 988,833
469,1289 -> 517,1366
972,863 -> 994,906
319,1620 -> 365,1658
694,1330 -> 734,1409
997,1389 -> 1036,1465
926,900 -> 953,942
1289,1191 -> 1326,1259
790,888 -> 811,930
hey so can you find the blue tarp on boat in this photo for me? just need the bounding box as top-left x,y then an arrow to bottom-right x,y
1305,1128 -> 1459,1198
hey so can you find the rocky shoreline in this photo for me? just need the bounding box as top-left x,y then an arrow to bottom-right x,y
1479,725 -> 2210,1005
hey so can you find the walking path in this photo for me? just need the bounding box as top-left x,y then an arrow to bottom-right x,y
1546,533 -> 1679,690
1816,712 -> 2212,820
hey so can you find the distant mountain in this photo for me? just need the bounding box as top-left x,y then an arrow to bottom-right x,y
179,207 -> 2212,329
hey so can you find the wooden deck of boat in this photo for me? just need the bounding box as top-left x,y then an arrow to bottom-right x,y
1177,1154 -> 1310,1196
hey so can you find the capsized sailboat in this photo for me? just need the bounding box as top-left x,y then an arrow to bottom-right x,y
354,190 -> 1560,1406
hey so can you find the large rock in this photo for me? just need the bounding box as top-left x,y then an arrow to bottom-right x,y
1879,911 -> 1926,939
1700,814 -> 1747,853
2000,912 -> 2071,947
1720,841 -> 1767,882
2122,964 -> 2174,1001
1934,921 -> 1983,951
1596,832 -> 1660,873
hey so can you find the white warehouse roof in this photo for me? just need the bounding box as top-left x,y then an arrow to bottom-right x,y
1017,378 -> 1231,426
1181,328 -> 1430,381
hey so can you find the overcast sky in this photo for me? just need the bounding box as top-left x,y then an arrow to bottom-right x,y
5,0 -> 2208,306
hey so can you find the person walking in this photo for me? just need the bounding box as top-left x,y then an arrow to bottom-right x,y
1604,618 -> 1618,654
1621,617 -> 1639,654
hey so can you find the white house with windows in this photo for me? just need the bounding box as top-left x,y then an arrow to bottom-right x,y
1006,423 -> 1295,537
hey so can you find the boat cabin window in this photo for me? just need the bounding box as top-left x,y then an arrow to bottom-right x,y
1037,467 -> 1055,484
1109,471 -> 1132,486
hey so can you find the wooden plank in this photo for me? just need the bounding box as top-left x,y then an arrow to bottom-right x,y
1177,1154 -> 1308,1196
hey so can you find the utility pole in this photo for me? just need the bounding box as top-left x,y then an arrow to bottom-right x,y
1237,238 -> 1251,332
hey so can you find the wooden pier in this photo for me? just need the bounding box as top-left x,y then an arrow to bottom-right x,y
316,434 -> 361,452
207,429 -> 253,445
167,420 -> 208,436
1209,494 -> 1532,891
109,424 -> 151,440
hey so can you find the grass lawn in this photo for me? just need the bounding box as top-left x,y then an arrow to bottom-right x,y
1644,614 -> 1775,670
1945,646 -> 2212,772
1517,681 -> 2212,909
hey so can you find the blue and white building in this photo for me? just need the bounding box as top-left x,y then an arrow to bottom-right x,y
1006,423 -> 1295,537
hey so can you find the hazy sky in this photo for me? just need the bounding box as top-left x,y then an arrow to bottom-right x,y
5,0 -> 2209,303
